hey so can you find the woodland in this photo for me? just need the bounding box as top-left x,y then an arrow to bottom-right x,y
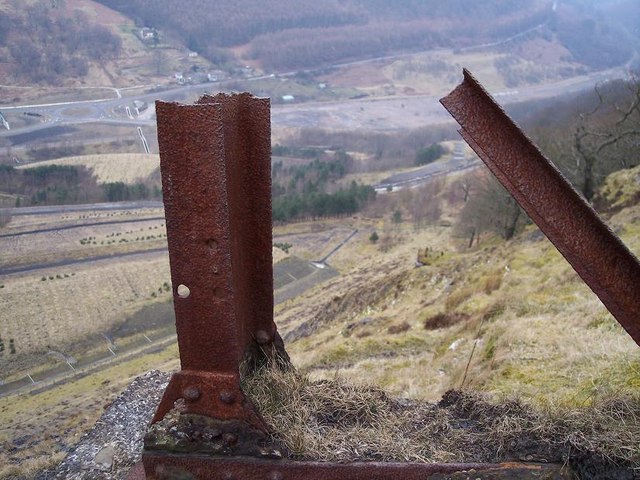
94,0 -> 636,71
0,2 -> 122,84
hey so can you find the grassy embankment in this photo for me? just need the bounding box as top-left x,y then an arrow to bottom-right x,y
1,164 -> 639,478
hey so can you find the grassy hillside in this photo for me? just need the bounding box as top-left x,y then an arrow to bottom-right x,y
0,0 -> 210,93
277,167 -> 640,406
2,165 -> 639,478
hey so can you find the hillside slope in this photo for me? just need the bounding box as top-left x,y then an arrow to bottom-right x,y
277,165 -> 640,406
95,0 -> 553,70
0,0 -> 204,92
95,0 -> 638,71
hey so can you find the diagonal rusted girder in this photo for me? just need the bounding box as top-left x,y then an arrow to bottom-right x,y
150,93 -> 288,429
441,69 -> 640,346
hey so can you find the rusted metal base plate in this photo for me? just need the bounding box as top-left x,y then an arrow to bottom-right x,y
126,462 -> 146,480
140,454 -> 572,480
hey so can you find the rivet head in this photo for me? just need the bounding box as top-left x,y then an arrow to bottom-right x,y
255,329 -> 271,345
222,432 -> 238,446
183,386 -> 200,401
219,390 -> 236,404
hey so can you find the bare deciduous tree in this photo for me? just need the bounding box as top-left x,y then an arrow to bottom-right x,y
454,171 -> 527,246
573,76 -> 640,201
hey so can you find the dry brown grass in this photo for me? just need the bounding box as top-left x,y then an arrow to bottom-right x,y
423,312 -> 470,330
444,286 -> 475,311
243,366 -> 640,473
481,270 -> 503,295
0,253 -> 171,364
387,321 -> 411,335
18,154 -> 160,184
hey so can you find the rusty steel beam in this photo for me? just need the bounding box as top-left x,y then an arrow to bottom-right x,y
441,69 -> 640,346
143,454 -> 570,480
139,90 -> 578,480
150,94 -> 288,428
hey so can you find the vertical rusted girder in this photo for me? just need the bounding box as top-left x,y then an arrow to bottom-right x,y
441,69 -> 640,346
150,93 -> 288,428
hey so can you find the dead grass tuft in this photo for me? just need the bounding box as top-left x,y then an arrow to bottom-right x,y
445,286 -> 475,311
243,366 -> 640,474
481,301 -> 506,322
387,322 -> 411,334
424,312 -> 470,330
482,271 -> 503,295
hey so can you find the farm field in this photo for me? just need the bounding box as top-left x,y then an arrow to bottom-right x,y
0,206 -> 360,387
17,154 -> 161,184
2,173 -> 639,477
0,215 -> 166,271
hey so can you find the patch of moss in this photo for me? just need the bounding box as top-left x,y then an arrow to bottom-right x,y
597,164 -> 640,210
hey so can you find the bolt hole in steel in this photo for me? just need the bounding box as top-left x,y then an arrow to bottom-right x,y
207,238 -> 218,249
177,284 -> 191,298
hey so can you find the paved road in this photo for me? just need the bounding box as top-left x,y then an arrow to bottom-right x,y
374,141 -> 479,191
5,200 -> 163,216
0,52 -> 634,152
0,216 -> 165,239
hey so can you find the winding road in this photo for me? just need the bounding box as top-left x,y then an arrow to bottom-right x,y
0,52 -> 634,156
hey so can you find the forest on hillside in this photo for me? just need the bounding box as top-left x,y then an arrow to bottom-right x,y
95,0 -> 639,71
0,1 -> 122,84
95,0 -> 555,69
0,164 -> 160,208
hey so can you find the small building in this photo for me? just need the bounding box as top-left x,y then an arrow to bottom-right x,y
208,70 -> 227,81
139,28 -> 156,41
282,95 -> 295,102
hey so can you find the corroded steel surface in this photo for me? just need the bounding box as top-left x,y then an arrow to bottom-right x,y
142,89 -> 581,479
143,454 -> 494,480
135,458 -> 572,479
151,94 -> 287,427
441,69 -> 640,346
